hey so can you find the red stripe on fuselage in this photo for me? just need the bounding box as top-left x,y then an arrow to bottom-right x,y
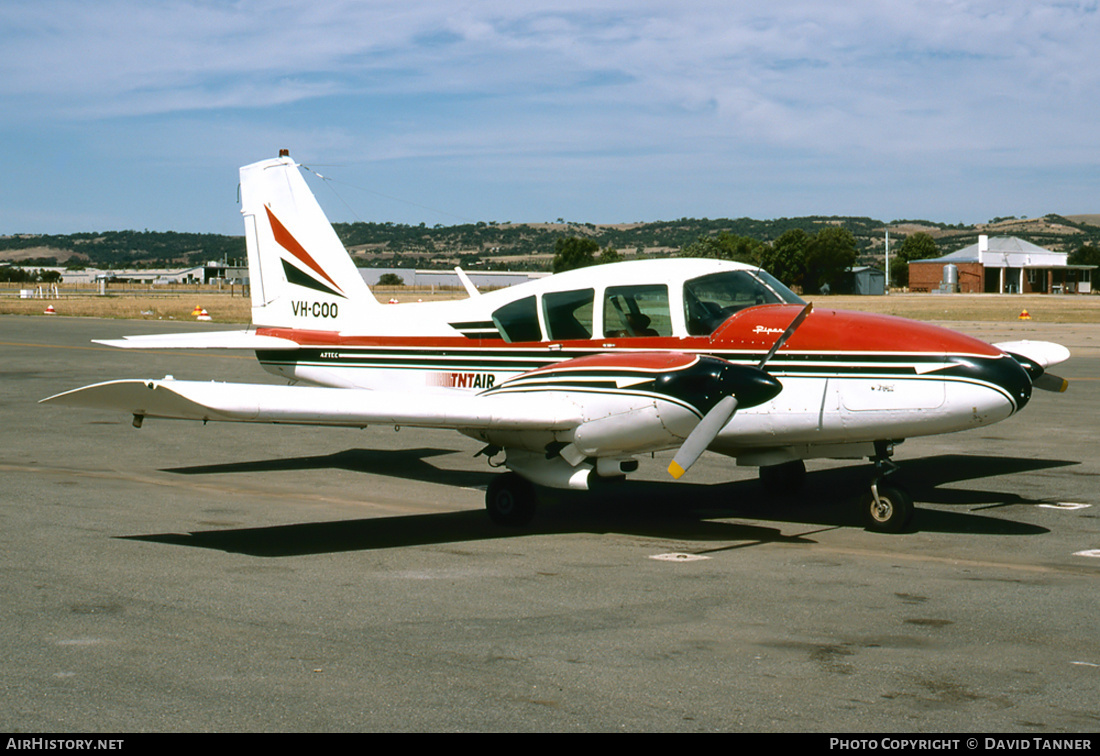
255,307 -> 1003,359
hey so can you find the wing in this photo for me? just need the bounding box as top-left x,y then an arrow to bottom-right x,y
92,329 -> 300,350
42,353 -> 781,490
41,378 -> 579,431
993,340 -> 1070,368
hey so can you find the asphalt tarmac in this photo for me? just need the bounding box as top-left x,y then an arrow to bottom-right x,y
2,314 -> 1098,733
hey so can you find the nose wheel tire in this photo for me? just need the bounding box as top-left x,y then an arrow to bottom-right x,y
486,472 -> 537,526
862,482 -> 914,533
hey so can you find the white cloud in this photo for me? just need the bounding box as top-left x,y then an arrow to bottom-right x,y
2,0 -> 1099,230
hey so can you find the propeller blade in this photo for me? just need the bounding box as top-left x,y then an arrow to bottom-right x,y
1034,373 -> 1068,392
758,302 -> 813,368
668,395 -> 738,479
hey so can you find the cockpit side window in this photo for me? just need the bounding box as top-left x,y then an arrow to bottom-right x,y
603,284 -> 671,337
684,270 -> 805,336
492,296 -> 542,343
543,288 -> 594,340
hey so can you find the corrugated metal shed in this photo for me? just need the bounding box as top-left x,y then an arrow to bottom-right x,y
839,266 -> 885,295
914,236 -> 1066,268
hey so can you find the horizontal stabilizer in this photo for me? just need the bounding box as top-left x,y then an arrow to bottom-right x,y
42,379 -> 579,431
93,330 -> 300,350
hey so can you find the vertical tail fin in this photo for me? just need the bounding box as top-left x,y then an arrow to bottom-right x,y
240,152 -> 379,328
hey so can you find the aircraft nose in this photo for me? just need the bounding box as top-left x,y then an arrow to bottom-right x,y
945,354 -> 1032,413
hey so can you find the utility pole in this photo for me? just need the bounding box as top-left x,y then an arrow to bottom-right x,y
884,228 -> 890,295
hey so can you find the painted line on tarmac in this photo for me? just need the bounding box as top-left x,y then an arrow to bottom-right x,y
650,552 -> 710,562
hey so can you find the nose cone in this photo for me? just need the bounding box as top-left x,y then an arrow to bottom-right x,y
999,355 -> 1034,411
945,354 -> 1032,413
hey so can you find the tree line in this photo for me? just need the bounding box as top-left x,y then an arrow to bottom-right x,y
553,227 -> 876,294
5,216 -> 1098,283
552,229 -> 1100,293
0,267 -> 63,283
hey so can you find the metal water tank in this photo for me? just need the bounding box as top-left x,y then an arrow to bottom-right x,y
941,264 -> 958,293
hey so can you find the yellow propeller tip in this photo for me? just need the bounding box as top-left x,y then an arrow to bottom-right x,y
668,461 -> 686,479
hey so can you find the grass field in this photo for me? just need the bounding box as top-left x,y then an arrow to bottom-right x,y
806,292 -> 1100,323
0,286 -> 460,323
3,285 -> 1099,324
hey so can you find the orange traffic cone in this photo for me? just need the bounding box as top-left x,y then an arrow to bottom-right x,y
191,305 -> 203,316
44,305 -> 57,314
1018,309 -> 1031,320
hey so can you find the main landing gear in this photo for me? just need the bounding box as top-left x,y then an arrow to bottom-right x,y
861,441 -> 914,533
758,459 -> 807,498
485,472 -> 538,527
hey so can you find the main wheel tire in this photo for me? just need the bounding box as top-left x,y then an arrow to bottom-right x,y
862,483 -> 914,533
486,473 -> 537,527
759,459 -> 806,497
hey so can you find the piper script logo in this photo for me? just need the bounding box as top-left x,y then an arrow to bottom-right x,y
753,325 -> 783,335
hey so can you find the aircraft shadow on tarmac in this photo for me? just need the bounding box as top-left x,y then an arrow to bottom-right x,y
165,447 -> 487,490
121,450 -> 1070,556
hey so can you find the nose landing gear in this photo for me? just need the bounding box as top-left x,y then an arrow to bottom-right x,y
861,441 -> 914,533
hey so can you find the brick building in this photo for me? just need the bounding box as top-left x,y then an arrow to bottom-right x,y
908,235 -> 1094,294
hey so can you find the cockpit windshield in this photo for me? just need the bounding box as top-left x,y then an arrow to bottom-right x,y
684,270 -> 805,336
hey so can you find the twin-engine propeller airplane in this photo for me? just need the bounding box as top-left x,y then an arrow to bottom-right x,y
43,152 -> 1071,532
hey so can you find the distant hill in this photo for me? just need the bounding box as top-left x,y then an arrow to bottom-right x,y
4,214 -> 1098,271
0,230 -> 246,269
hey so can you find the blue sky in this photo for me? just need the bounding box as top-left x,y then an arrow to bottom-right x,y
2,0 -> 1099,234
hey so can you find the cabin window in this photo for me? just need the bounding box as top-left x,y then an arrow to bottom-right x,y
683,270 -> 805,336
543,288 -> 594,340
492,296 -> 542,343
603,284 -> 671,337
